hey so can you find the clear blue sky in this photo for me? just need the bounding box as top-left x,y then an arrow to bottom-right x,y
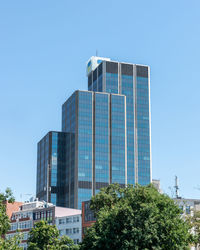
0,0 -> 200,201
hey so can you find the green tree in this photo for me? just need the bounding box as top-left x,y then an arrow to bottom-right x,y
0,188 -> 22,249
0,234 -> 22,250
27,220 -> 79,250
0,188 -> 15,236
81,184 -> 193,250
58,235 -> 80,250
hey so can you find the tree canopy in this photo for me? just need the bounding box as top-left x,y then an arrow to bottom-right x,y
0,234 -> 22,250
27,220 -> 79,250
0,188 -> 22,249
81,184 -> 193,250
0,188 -> 15,236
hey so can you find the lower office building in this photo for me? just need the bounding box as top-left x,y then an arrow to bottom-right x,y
6,200 -> 54,249
62,90 -> 127,209
37,91 -> 127,209
36,131 -> 68,207
6,199 -> 81,249
56,209 -> 82,244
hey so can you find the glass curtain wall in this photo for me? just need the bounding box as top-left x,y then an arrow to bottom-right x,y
94,93 -> 109,194
36,134 -> 49,202
121,64 -> 135,185
136,75 -> 151,185
111,95 -> 126,184
62,93 -> 76,208
77,91 -> 93,208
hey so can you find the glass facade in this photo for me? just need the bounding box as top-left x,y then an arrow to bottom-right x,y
78,91 -> 93,183
111,95 -> 126,184
77,92 -> 93,208
36,57 -> 151,210
94,93 -> 109,193
51,132 -> 58,187
36,134 -> 49,201
62,90 -> 128,208
121,71 -> 135,184
106,73 -> 118,93
97,74 -> 103,92
88,59 -> 151,187
62,93 -> 76,208
62,92 -> 76,133
78,188 -> 92,209
36,131 -> 67,207
136,76 -> 151,185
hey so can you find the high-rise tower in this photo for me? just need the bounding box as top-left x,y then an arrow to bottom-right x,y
36,56 -> 152,209
86,57 -> 151,186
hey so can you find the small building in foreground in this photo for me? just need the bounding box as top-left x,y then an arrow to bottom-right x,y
6,199 -> 81,249
55,207 -> 81,244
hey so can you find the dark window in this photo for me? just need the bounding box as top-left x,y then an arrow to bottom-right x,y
136,65 -> 148,77
96,182 -> 109,189
106,62 -> 118,74
98,62 -> 103,76
121,64 -> 133,76
78,181 -> 92,189
88,74 -> 92,87
93,68 -> 97,82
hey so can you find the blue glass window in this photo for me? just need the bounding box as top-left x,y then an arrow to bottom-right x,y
78,92 -> 93,182
121,74 -> 134,184
111,95 -> 126,184
136,77 -> 150,185
106,73 -> 118,94
95,93 -> 109,191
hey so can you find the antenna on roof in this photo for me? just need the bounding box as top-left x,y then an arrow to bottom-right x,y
96,49 -> 98,57
174,176 -> 179,198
